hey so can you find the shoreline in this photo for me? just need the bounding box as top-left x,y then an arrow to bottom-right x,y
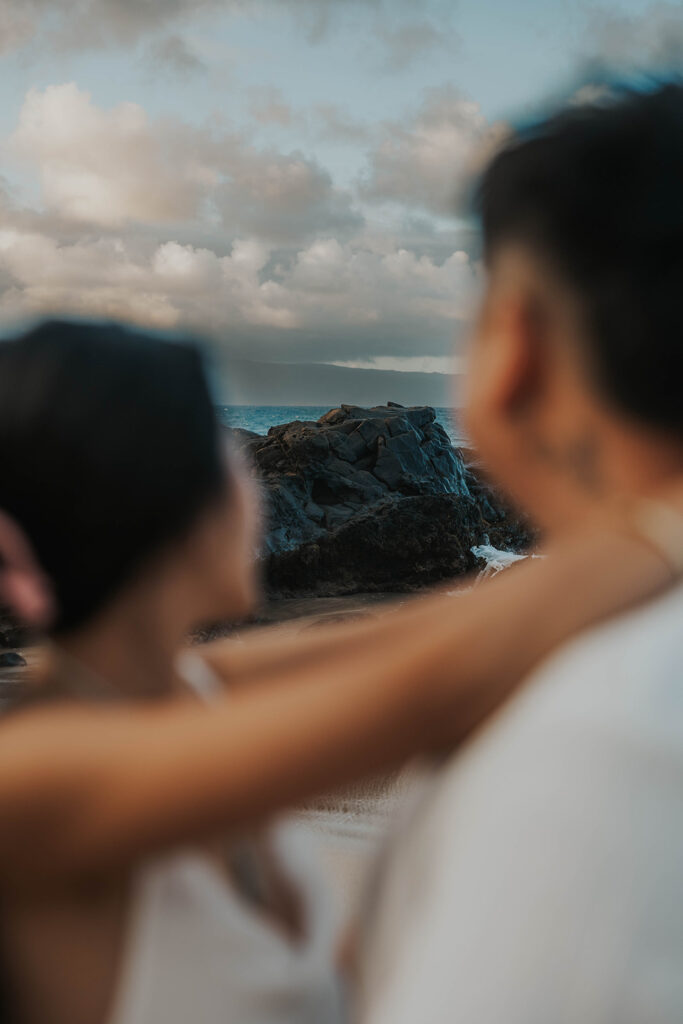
193,591 -> 405,642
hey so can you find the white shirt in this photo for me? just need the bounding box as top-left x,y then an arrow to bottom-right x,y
359,583 -> 683,1024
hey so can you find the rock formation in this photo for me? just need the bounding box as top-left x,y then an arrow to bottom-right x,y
0,609 -> 26,650
230,403 -> 534,596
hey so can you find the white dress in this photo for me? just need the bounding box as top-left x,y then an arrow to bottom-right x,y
107,653 -> 345,1024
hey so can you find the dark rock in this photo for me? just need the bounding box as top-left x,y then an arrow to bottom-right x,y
231,427 -> 262,443
0,651 -> 26,668
227,404 -> 535,595
0,608 -> 28,649
267,493 -> 534,596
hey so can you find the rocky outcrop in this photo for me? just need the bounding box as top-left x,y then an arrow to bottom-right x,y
235,403 -> 472,552
230,403 -> 534,596
266,493 -> 529,595
0,608 -> 26,650
0,651 -> 26,668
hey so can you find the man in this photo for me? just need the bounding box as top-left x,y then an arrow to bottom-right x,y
358,81 -> 683,1023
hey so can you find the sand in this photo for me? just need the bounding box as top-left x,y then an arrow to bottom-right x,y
290,770 -> 423,924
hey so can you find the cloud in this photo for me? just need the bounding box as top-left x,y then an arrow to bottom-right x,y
568,82 -> 616,106
313,105 -> 372,144
214,148 -> 363,243
10,84 -> 212,226
0,3 -> 36,54
580,2 -> 683,70
9,83 -> 362,243
248,87 -> 293,126
360,85 -> 505,216
147,34 -> 207,77
0,227 -> 176,325
0,0 -> 425,54
265,0 -> 426,47
328,354 -> 465,373
0,0 -> 464,92
0,69 -> 482,368
376,19 -> 459,73
0,0 -> 226,53
0,217 -> 479,362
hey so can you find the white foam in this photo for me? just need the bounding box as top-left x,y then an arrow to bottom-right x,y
471,543 -> 529,578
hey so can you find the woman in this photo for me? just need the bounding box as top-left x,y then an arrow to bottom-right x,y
0,319 -> 678,1024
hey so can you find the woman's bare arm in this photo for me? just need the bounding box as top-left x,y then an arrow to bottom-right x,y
0,526 -> 674,893
199,590 -> 447,686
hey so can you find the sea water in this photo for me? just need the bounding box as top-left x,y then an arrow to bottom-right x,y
218,405 -> 467,446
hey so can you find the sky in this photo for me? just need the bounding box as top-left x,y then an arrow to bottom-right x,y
0,0 -> 681,398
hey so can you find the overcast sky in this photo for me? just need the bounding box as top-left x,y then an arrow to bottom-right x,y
0,0 -> 681,388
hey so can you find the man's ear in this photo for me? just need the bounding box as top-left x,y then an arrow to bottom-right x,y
487,291 -> 546,420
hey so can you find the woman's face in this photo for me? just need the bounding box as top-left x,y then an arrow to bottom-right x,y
184,443 -> 262,625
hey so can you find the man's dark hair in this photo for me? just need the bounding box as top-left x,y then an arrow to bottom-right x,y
0,320 -> 226,635
476,79 -> 683,438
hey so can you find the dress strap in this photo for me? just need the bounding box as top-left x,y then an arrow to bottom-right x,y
175,651 -> 225,703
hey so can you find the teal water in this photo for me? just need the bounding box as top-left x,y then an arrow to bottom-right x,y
218,405 -> 466,446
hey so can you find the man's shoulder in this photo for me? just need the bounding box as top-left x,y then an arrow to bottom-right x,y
492,579 -> 683,734
360,584 -> 683,1024
423,581 -> 683,826
532,576 -> 683,684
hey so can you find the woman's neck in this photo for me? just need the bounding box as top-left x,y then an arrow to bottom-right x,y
53,586 -> 189,700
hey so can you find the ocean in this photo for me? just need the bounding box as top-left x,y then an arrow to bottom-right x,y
218,405 -> 467,446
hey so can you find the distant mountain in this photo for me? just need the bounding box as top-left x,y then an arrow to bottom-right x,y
224,359 -> 460,408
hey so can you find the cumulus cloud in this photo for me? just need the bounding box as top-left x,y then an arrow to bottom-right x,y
0,219 -> 479,362
360,86 -> 505,216
214,149 -> 362,243
10,84 -> 213,226
9,83 -> 362,242
0,60 -> 482,369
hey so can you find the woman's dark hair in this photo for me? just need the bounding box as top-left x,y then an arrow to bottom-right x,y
475,78 -> 683,438
0,319 -> 226,635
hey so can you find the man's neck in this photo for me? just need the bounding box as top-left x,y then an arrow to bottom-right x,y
536,415 -> 683,539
